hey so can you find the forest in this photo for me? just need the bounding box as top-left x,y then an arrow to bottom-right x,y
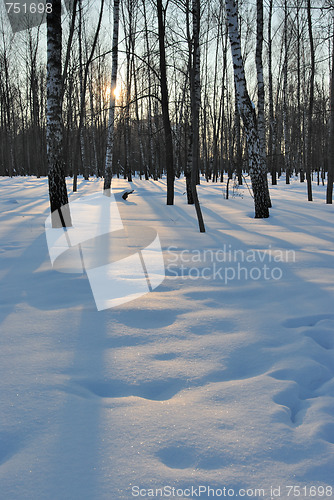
2,2 -> 334,497
0,0 -> 333,208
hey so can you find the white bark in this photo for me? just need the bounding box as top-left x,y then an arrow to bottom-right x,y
47,0 -> 71,227
225,0 -> 269,218
256,0 -> 265,167
282,0 -> 290,185
306,0 -> 314,201
157,0 -> 174,204
326,27 -> 334,203
104,0 -> 120,190
267,0 -> 277,184
256,0 -> 271,206
142,0 -> 154,179
190,0 -> 205,231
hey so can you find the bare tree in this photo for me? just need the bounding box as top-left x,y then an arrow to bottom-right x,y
327,25 -> 334,204
142,0 -> 155,180
0,28 -> 15,176
295,0 -> 304,182
190,0 -> 205,232
282,0 -> 291,185
47,0 -> 71,228
306,0 -> 314,201
185,0 -> 194,204
157,0 -> 174,205
267,0 -> 277,185
256,0 -> 266,176
104,0 -> 120,190
225,0 -> 270,218
76,0 -> 105,186
256,0 -> 271,207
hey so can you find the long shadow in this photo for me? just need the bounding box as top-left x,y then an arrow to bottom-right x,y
41,307 -> 110,499
0,230 -> 95,327
0,183 -> 174,498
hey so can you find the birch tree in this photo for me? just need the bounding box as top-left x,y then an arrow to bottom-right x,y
267,0 -> 277,185
77,0 -> 104,184
0,29 -> 15,176
121,0 -> 135,181
295,0 -> 304,182
157,0 -> 174,205
256,0 -> 266,173
306,0 -> 314,201
225,0 -> 270,218
282,0 -> 290,184
327,26 -> 334,204
190,0 -> 205,232
256,0 -> 271,207
47,0 -> 71,227
142,0 -> 155,180
185,0 -> 194,204
104,0 -> 120,191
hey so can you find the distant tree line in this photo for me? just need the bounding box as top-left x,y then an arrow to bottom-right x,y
0,0 -> 333,199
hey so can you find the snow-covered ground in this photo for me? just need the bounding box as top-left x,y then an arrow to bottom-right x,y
0,175 -> 334,500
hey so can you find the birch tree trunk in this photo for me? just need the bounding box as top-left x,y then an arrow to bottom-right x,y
326,27 -> 334,204
282,0 -> 290,185
1,34 -> 16,176
121,0 -> 135,182
234,81 -> 242,184
47,0 -> 71,228
296,0 -> 304,182
256,0 -> 271,207
306,0 -> 314,201
133,59 -> 146,179
142,0 -> 154,180
89,69 -> 98,176
211,18 -> 223,185
267,0 -> 277,185
157,0 -> 174,205
185,0 -> 194,204
220,23 -> 229,183
190,0 -> 205,232
225,0 -> 270,218
104,0 -> 120,191
79,0 -> 104,181
72,0 -> 83,192
256,0 -> 265,171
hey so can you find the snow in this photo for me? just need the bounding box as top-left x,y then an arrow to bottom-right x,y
0,175 -> 334,500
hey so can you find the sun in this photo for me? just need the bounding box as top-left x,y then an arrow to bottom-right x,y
113,85 -> 121,100
105,85 -> 121,101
